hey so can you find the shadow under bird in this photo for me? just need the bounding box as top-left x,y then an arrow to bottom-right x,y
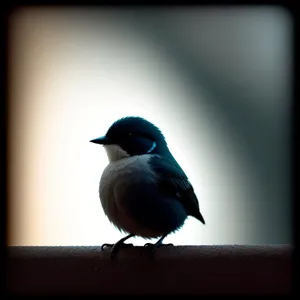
90,116 -> 205,258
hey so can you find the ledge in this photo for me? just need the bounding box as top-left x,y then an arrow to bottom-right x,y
7,245 -> 292,295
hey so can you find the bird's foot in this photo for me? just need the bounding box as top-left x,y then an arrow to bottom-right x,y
144,242 -> 174,252
101,243 -> 114,251
101,242 -> 134,260
141,242 -> 174,258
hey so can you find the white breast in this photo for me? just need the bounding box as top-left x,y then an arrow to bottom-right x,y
99,154 -> 160,237
104,144 -> 130,162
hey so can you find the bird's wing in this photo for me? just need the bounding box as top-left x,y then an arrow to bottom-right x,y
149,155 -> 205,224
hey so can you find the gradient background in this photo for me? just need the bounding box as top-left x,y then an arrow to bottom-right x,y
7,6 -> 292,246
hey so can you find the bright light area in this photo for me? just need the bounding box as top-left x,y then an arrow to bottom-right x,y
8,7 -> 291,246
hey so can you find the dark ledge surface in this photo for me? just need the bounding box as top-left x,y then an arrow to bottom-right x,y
7,245 -> 292,295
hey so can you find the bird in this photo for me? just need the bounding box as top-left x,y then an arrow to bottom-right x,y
90,116 -> 205,258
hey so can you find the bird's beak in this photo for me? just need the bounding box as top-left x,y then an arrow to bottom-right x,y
90,136 -> 109,145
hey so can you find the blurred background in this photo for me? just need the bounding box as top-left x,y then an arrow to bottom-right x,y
7,6 -> 292,246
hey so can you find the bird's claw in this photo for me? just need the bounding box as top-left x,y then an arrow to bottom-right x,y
163,243 -> 174,247
111,243 -> 133,260
102,242 -> 134,259
144,242 -> 174,250
141,242 -> 174,257
101,243 -> 114,251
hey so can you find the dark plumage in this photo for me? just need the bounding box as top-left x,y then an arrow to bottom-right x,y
90,116 -> 205,258
149,155 -> 205,225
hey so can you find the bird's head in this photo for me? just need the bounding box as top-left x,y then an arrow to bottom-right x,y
90,116 -> 170,162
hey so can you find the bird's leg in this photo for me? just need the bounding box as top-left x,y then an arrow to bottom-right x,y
143,233 -> 174,255
102,233 -> 135,259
